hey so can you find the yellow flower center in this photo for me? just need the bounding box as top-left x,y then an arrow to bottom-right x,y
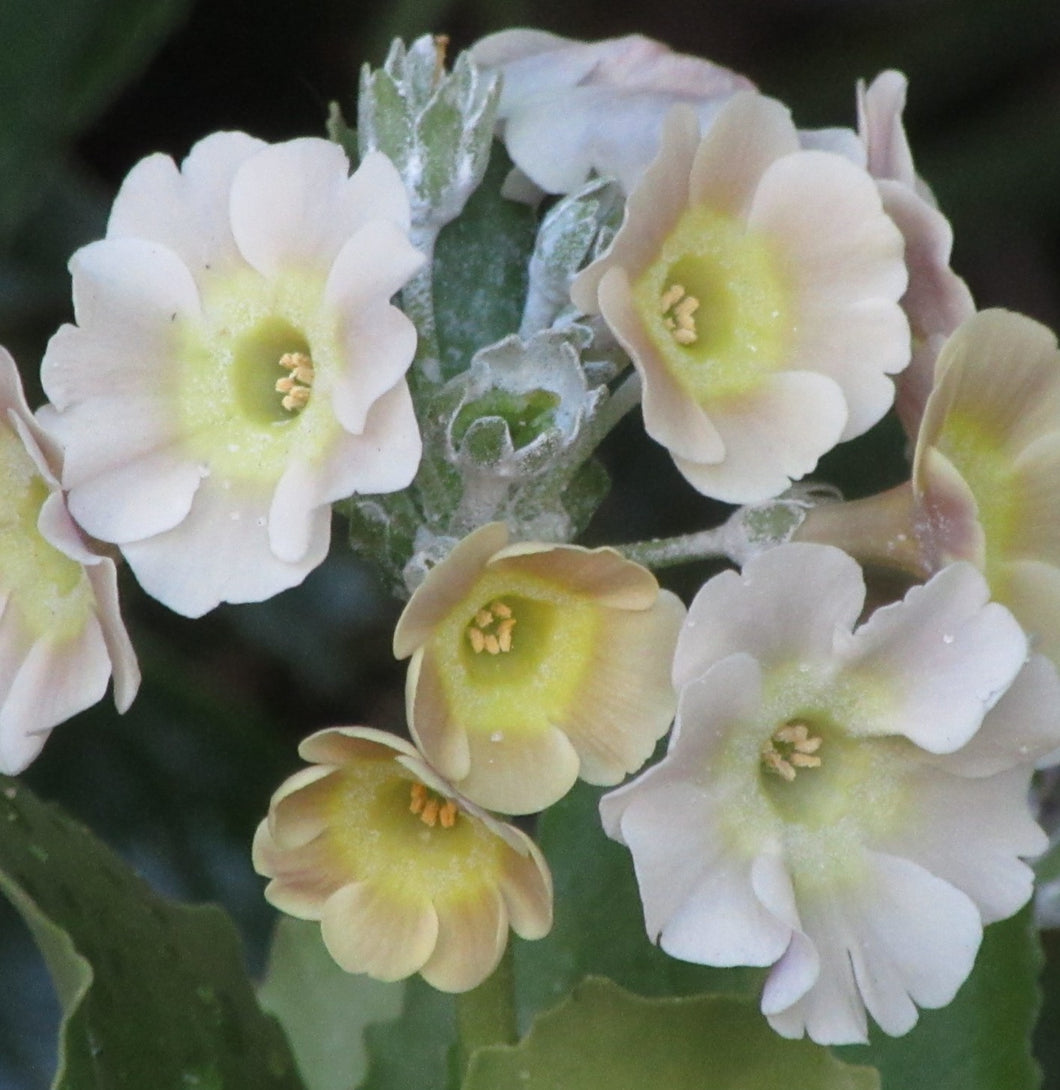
0,428 -> 93,640
275,350 -> 315,412
322,760 -> 507,897
760,720 -> 823,782
633,206 -> 792,403
176,268 -> 342,481
408,781 -> 458,828
466,599 -> 517,655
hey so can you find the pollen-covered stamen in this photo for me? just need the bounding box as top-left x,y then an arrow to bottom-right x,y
659,283 -> 700,346
761,720 -> 823,782
467,599 -> 518,655
275,351 -> 315,412
409,781 -> 458,828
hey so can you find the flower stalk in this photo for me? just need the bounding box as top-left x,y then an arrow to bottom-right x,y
455,943 -> 518,1074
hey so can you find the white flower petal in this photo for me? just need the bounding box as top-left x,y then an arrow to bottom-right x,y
107,132 -> 266,275
672,370 -> 849,503
875,764 -> 1043,924
934,653 -> 1060,777
0,620 -> 110,774
230,140 -> 404,276
842,562 -> 1028,751
673,544 -> 865,686
121,479 -> 325,617
846,852 -> 982,1034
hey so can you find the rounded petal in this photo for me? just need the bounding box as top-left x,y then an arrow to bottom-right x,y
320,881 -> 439,981
673,544 -> 865,686
230,142 -> 410,277
689,92 -> 800,219
419,886 -> 508,992
842,562 -> 1028,751
107,132 -> 266,275
120,478 -> 327,617
875,763 -> 1044,924
558,590 -> 683,784
671,370 -> 849,503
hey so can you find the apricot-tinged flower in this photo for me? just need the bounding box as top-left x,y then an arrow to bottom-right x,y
41,133 -> 423,617
0,348 -> 138,773
572,93 -> 909,504
394,523 -> 685,814
471,30 -> 754,195
913,308 -> 1060,667
253,727 -> 552,992
602,544 -> 1056,1045
858,71 -> 974,441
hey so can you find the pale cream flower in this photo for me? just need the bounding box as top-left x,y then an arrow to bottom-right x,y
0,347 -> 138,773
571,93 -> 910,504
858,71 -> 974,441
393,523 -> 685,814
602,543 -> 1057,1045
471,29 -> 754,195
913,308 -> 1060,667
41,133 -> 424,617
253,727 -> 552,992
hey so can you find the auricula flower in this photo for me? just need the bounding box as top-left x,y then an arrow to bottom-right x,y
470,30 -> 754,196
394,523 -> 685,814
571,92 -> 910,504
601,543 -> 1058,1045
253,727 -> 552,992
913,308 -> 1060,667
857,71 -> 974,442
41,133 -> 424,617
0,348 -> 138,773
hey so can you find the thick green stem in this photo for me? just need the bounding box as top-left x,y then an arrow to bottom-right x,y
792,480 -> 932,578
455,943 -> 517,1076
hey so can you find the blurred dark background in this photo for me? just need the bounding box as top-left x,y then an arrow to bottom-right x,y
2,0 -> 1060,1085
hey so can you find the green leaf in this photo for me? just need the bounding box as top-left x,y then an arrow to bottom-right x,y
464,977 -> 881,1090
432,144 -> 537,382
514,779 -> 763,1029
360,977 -> 457,1090
259,917 -> 405,1090
0,0 -> 192,240
0,777 -> 304,1090
838,907 -> 1042,1090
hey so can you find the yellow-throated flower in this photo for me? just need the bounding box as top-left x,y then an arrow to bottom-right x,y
41,133 -> 424,617
602,543 -> 1058,1045
471,29 -> 754,196
394,523 -> 685,814
913,308 -> 1060,666
253,727 -> 552,992
0,347 -> 138,773
857,71 -> 974,442
571,92 -> 909,504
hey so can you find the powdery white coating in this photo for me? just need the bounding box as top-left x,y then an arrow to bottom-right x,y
572,94 -> 910,504
41,134 -> 424,617
0,348 -> 138,773
471,29 -> 754,195
601,543 -> 1058,1044
857,71 -> 975,442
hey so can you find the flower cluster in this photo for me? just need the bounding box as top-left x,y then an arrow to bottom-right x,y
7,24 -> 1059,1064
256,525 -> 682,987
